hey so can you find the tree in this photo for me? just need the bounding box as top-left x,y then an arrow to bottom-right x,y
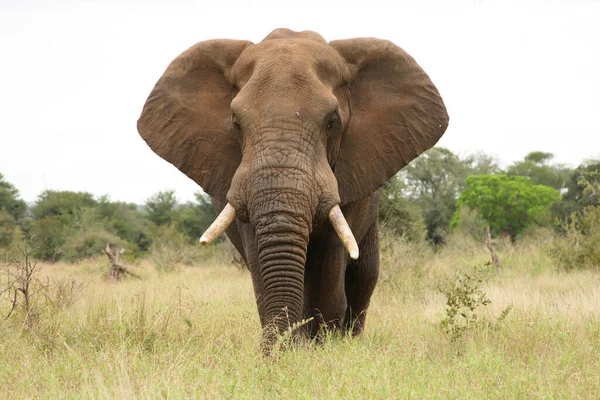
0,173 -> 27,223
507,151 -> 571,190
552,161 -> 600,221
452,175 -> 560,241
145,190 -> 178,226
96,196 -> 152,252
0,209 -> 17,248
177,192 -> 217,242
31,190 -> 97,221
379,176 -> 426,241
401,147 -> 497,244
29,191 -> 97,261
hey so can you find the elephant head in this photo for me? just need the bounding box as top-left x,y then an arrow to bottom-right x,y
138,29 -> 448,347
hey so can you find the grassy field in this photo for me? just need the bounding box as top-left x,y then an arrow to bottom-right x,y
1,235 -> 600,399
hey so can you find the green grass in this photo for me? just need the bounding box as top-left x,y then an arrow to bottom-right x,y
1,236 -> 600,398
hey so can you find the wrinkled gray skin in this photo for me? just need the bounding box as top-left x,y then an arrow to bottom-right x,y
138,29 -> 448,353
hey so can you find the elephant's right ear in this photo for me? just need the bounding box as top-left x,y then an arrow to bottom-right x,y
137,39 -> 253,201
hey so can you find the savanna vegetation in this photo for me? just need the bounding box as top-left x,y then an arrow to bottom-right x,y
1,149 -> 599,398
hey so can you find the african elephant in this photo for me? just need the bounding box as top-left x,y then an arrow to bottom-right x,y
138,28 -> 448,353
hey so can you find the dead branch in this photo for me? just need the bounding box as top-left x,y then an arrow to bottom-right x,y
104,243 -> 141,281
4,290 -> 17,320
485,226 -> 500,268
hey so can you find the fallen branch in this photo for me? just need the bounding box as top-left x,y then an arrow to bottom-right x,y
104,244 -> 141,281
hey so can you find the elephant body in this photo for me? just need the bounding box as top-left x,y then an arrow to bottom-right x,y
215,188 -> 381,337
138,29 -> 448,352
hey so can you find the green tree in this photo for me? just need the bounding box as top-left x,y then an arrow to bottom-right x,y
0,173 -> 27,223
0,209 -> 17,247
507,151 -> 571,190
29,191 -> 97,260
177,192 -> 217,243
61,207 -> 129,262
379,177 -> 426,241
452,175 -> 560,241
96,196 -> 152,252
552,161 -> 600,221
401,147 -> 497,244
31,190 -> 97,222
145,190 -> 178,226
30,216 -> 65,260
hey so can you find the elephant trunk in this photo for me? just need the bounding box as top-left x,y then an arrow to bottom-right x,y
250,182 -> 312,349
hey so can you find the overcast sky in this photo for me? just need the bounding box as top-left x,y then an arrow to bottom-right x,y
1,0 -> 599,204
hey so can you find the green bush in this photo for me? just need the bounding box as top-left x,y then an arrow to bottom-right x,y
61,229 -> 128,263
548,205 -> 600,269
96,197 -> 152,253
450,206 -> 488,240
30,216 -> 67,261
150,224 -> 199,271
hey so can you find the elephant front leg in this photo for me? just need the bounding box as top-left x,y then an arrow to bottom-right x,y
304,238 -> 349,338
343,221 -> 379,335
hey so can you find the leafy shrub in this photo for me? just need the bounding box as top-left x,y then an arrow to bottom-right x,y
96,197 -> 152,253
30,216 -> 67,261
176,192 -> 217,244
62,229 -> 128,263
450,206 -> 488,240
150,224 -> 199,272
548,205 -> 600,269
438,264 -> 492,342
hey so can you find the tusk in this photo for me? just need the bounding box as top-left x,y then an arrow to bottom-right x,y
199,203 -> 236,245
328,205 -> 359,259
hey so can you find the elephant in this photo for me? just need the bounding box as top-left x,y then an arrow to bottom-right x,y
137,28 -> 448,353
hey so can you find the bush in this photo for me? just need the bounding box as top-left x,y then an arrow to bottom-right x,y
438,265 -> 492,342
30,216 -> 67,261
150,224 -> 200,271
450,206 -> 487,240
547,205 -> 600,270
0,219 -> 24,264
61,229 -> 128,263
96,197 -> 152,253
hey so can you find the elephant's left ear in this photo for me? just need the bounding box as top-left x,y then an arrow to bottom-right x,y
330,38 -> 449,204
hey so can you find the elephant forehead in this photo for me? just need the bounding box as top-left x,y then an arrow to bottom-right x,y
230,39 -> 350,89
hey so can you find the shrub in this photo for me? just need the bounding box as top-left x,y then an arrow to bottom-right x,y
61,229 -> 128,263
548,205 -> 600,270
438,264 -> 492,342
150,224 -> 199,271
29,216 -> 67,261
450,206 -> 488,240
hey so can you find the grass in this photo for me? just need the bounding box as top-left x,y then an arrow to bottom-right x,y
1,236 -> 600,398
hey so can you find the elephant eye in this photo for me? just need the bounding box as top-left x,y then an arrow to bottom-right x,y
232,115 -> 241,131
326,111 -> 339,133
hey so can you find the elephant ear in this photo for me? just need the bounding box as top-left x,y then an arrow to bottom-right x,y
330,38 -> 449,204
137,39 -> 252,201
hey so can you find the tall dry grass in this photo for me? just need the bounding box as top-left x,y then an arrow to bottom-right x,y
1,232 -> 599,398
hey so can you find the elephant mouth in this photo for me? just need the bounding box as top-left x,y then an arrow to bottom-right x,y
199,202 -> 359,259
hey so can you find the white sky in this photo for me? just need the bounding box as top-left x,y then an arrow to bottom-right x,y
1,0 -> 599,204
